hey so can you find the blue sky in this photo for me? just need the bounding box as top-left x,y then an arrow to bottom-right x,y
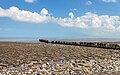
0,0 -> 120,38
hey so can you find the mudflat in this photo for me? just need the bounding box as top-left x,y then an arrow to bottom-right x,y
0,42 -> 120,75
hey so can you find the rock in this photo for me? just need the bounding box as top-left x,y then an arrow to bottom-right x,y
42,64 -> 47,68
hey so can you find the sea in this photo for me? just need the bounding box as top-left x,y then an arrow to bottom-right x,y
0,38 -> 120,42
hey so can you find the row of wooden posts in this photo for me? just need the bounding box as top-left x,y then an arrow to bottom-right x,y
39,39 -> 120,50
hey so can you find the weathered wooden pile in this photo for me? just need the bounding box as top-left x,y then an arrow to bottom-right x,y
39,39 -> 120,49
39,39 -> 50,43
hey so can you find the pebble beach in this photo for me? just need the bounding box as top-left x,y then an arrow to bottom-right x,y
0,42 -> 120,75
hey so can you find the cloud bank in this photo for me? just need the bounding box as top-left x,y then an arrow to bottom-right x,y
0,6 -> 51,23
0,6 -> 120,32
25,0 -> 35,3
102,0 -> 117,3
56,12 -> 120,30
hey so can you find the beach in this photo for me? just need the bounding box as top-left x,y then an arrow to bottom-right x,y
0,42 -> 120,75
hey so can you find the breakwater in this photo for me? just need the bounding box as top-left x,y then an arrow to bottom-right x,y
39,39 -> 120,49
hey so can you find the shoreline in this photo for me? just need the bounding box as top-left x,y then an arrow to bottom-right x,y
0,42 -> 120,74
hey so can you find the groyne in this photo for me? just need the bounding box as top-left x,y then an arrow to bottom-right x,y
39,39 -> 120,49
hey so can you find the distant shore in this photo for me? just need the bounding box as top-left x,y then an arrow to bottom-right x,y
0,42 -> 120,75
1,38 -> 120,43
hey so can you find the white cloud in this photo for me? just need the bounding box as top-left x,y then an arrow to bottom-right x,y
40,8 -> 48,16
25,0 -> 35,3
55,12 -> 120,31
86,0 -> 92,5
102,0 -> 117,3
70,8 -> 77,11
68,12 -> 74,18
0,6 -> 120,33
0,6 -> 51,23
73,8 -> 77,11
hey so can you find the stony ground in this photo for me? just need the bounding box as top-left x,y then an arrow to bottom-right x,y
0,42 -> 120,75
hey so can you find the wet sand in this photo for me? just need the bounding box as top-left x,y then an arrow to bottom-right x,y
0,42 -> 120,75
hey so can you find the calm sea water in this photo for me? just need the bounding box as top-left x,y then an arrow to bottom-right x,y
0,38 -> 120,42
0,38 -> 39,42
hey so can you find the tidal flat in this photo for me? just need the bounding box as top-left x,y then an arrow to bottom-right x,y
0,42 -> 120,75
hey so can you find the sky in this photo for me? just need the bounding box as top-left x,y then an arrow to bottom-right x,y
0,0 -> 120,38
